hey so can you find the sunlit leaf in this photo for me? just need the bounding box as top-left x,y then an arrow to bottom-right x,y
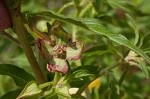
72,65 -> 100,76
56,84 -> 71,98
73,69 -> 95,78
36,11 -> 150,64
69,65 -> 100,87
17,81 -> 42,99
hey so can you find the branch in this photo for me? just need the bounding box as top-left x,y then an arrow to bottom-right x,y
0,31 -> 21,47
5,2 -> 47,84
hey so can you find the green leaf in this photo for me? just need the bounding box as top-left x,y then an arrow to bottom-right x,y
72,65 -> 100,76
69,65 -> 100,87
109,84 -> 120,99
91,88 -> 100,99
41,93 -> 58,99
57,85 -> 71,98
143,33 -> 150,49
36,11 -> 150,64
80,19 -> 150,64
84,44 -> 114,56
36,11 -> 88,29
126,14 -> 139,45
108,73 -> 120,99
137,59 -> 150,78
92,0 -> 101,13
69,76 -> 91,88
73,69 -> 95,78
42,84 -> 71,99
126,14 -> 136,29
0,64 -> 35,87
107,0 -> 149,16
0,89 -> 22,99
46,22 -> 52,34
17,81 -> 42,99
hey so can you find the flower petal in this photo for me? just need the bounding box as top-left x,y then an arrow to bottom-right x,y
66,41 -> 84,60
47,58 -> 68,74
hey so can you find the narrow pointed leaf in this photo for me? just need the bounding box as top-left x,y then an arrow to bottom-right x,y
137,59 -> 150,78
0,64 -> 35,87
73,69 -> 95,78
108,0 -> 149,16
36,11 -> 150,64
69,65 -> 100,87
126,14 -> 139,45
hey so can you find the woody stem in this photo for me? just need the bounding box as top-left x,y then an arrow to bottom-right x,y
5,1 -> 47,84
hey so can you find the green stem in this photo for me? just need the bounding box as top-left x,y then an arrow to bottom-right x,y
79,3 -> 92,17
73,0 -> 80,17
0,31 -> 21,47
50,2 -> 74,25
72,25 -> 77,42
118,64 -> 129,86
64,60 -> 71,80
99,64 -> 118,76
72,0 -> 80,42
85,87 -> 92,99
39,82 -> 53,89
7,5 -> 46,84
53,72 -> 61,85
58,2 -> 74,14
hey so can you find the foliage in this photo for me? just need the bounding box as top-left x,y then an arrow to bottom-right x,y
0,0 -> 150,99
